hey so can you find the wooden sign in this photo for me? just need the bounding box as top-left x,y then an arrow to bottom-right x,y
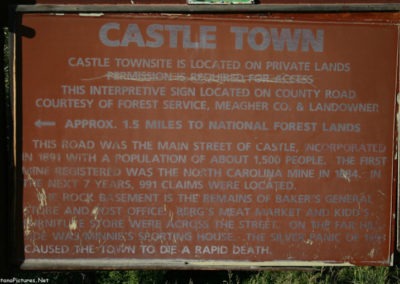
17,13 -> 398,269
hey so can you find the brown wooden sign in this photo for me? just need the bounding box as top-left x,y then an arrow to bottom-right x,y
17,13 -> 398,269
15,0 -> 400,5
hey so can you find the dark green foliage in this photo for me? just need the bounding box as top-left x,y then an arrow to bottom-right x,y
242,267 -> 400,284
97,270 -> 139,284
137,270 -> 167,284
96,270 -> 166,284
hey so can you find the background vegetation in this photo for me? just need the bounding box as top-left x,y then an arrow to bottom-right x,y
6,266 -> 400,283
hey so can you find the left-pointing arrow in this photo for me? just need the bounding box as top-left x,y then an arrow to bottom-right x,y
35,120 -> 56,128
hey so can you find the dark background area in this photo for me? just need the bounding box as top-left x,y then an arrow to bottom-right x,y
1,0 -> 10,277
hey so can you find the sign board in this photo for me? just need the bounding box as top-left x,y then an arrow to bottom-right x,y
17,13 -> 398,269
188,0 -> 254,4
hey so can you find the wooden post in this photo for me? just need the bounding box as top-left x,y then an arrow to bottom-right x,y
0,0 -> 10,276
